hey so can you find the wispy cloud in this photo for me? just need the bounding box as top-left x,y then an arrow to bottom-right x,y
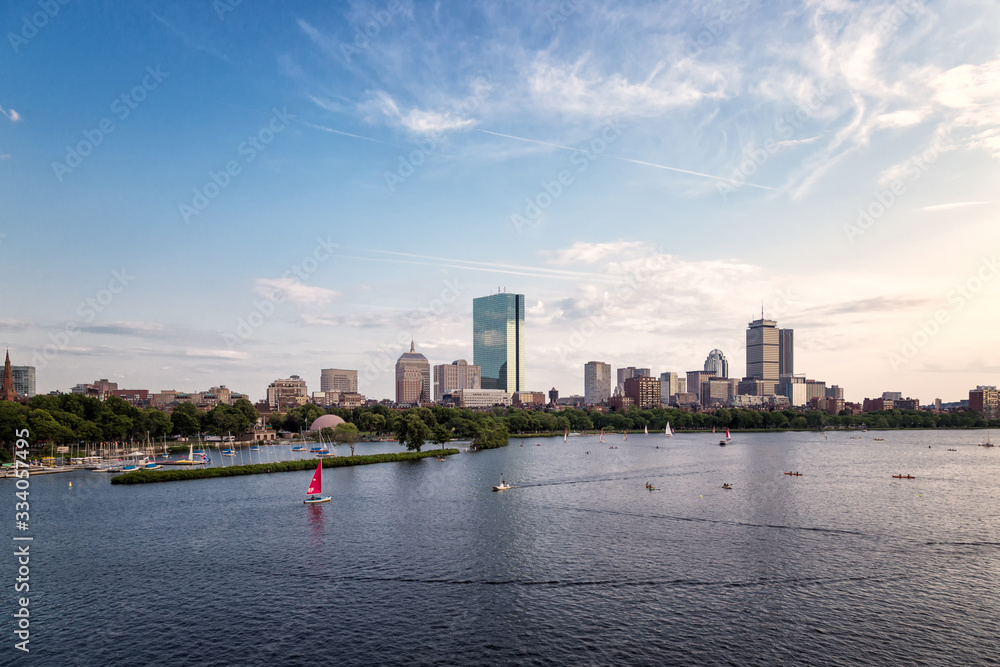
252,278 -> 340,307
916,201 -> 993,212
0,105 -> 20,122
477,129 -> 778,191
361,91 -> 476,134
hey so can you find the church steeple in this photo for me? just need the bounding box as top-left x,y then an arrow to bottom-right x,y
1,350 -> 17,401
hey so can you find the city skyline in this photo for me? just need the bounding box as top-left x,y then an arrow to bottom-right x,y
1,2 -> 998,404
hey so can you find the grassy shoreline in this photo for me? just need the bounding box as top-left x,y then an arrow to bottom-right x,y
109,449 -> 460,485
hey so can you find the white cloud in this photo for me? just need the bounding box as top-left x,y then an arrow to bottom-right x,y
0,106 -> 20,122
185,349 -> 250,360
527,56 -> 731,117
252,278 -> 340,307
916,201 -> 992,212
361,91 -> 476,134
544,240 -> 646,265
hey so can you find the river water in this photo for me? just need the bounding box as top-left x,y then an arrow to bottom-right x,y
7,430 -> 999,665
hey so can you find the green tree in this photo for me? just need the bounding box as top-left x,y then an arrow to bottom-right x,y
232,398 -> 260,426
171,403 -> 202,437
331,422 -> 361,456
396,413 -> 431,452
432,424 -> 452,449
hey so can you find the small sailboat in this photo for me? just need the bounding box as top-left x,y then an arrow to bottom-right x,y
644,425 -> 648,435
979,431 -> 994,447
303,461 -> 331,504
600,429 -> 604,443
492,476 -> 511,491
665,422 -> 673,437
564,429 -> 568,443
623,431 -> 628,442
726,428 -> 731,441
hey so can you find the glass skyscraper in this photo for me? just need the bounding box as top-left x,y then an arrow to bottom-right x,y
473,293 -> 524,393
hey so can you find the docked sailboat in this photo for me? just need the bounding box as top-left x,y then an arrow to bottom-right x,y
303,461 -> 331,504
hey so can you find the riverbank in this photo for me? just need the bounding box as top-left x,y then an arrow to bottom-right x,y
110,449 -> 460,485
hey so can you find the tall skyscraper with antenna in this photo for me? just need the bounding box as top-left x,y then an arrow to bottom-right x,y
473,292 -> 524,392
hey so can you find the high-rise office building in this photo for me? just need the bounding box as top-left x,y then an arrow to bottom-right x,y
616,367 -> 650,390
746,317 -> 780,394
703,349 -> 728,378
433,359 -> 481,401
687,370 -> 716,404
473,292 -> 524,392
320,369 -> 358,393
10,365 -> 35,398
659,371 -> 684,401
778,329 -> 794,376
584,361 -> 612,405
395,341 -> 431,404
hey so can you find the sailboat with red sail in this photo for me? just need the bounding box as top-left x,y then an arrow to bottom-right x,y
303,461 -> 331,504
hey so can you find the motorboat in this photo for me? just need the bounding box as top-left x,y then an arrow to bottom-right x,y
492,478 -> 511,491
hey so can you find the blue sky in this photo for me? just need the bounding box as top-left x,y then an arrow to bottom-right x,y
1,0 -> 998,404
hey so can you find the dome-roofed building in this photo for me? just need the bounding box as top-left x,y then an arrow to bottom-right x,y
704,349 -> 729,379
396,340 -> 430,405
308,414 -> 346,432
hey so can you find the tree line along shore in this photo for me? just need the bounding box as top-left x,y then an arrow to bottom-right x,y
1,391 -> 995,460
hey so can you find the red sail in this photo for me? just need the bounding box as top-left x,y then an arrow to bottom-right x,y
306,462 -> 323,495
